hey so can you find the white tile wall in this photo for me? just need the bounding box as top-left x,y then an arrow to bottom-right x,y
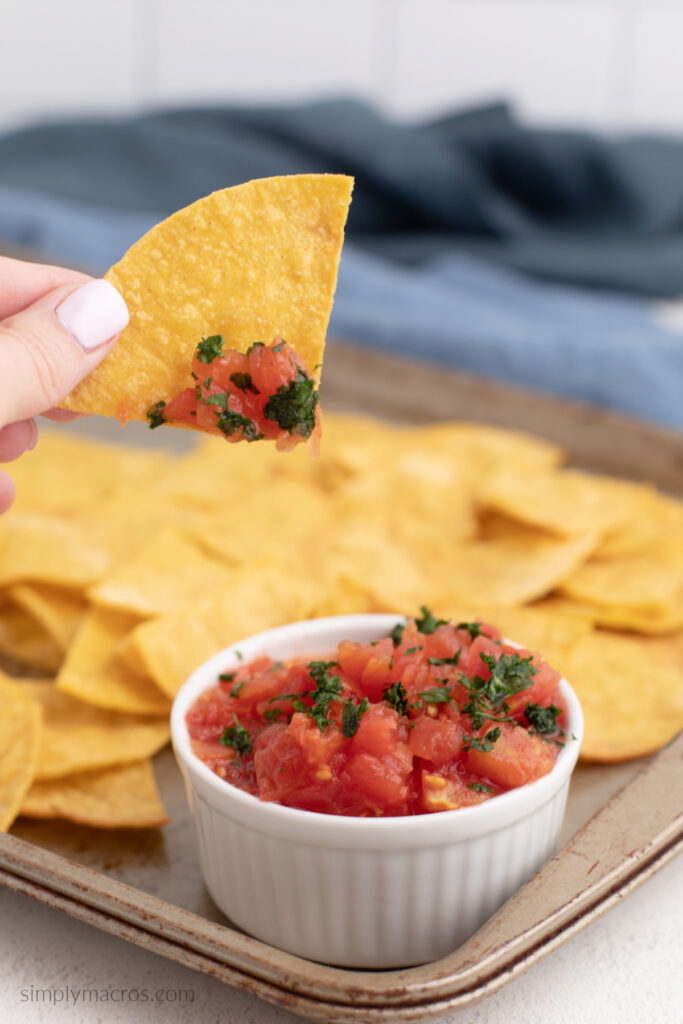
0,0 -> 681,134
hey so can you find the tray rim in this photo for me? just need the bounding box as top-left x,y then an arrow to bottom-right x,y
1,730 -> 681,1021
1,348 -> 682,1020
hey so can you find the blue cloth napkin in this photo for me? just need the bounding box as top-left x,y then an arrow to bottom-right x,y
0,100 -> 681,428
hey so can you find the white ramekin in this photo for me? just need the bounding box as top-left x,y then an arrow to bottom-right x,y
171,614 -> 583,968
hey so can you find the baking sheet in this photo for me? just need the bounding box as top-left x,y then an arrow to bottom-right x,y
1,343 -> 682,1020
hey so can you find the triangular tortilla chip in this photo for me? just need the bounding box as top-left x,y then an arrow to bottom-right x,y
61,174 -> 353,422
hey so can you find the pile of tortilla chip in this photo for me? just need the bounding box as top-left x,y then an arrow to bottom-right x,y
1,416 -> 682,831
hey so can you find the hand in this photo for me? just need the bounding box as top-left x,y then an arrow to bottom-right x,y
0,256 -> 129,513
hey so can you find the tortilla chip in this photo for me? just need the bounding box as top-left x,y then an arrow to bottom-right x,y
20,759 -> 168,828
0,677 -> 42,830
560,555 -> 682,614
428,531 -> 598,607
56,607 -> 171,715
61,174 -> 353,423
16,679 -> 169,780
8,433 -> 170,516
0,599 -> 62,673
0,513 -> 110,588
89,528 -> 236,617
565,632 -> 683,761
480,469 -> 653,540
9,583 -> 87,653
130,566 -> 321,699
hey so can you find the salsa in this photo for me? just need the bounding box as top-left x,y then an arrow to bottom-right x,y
147,335 -> 320,452
186,611 -> 568,817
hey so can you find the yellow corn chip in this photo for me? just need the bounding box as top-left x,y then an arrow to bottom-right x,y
0,513 -> 110,588
0,599 -> 62,673
130,566 -> 322,699
565,632 -> 683,761
89,528 -> 236,617
429,531 -> 597,607
560,555 -> 682,614
20,759 -> 168,828
16,679 -> 169,780
9,583 -> 87,653
481,469 -> 653,539
61,174 -> 353,422
0,676 -> 42,831
56,607 -> 171,715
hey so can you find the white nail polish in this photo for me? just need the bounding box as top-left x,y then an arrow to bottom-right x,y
56,279 -> 129,351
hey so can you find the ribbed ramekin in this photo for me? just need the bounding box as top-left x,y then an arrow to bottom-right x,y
171,614 -> 583,968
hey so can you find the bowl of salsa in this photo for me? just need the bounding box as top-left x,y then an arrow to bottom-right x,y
171,612 -> 583,968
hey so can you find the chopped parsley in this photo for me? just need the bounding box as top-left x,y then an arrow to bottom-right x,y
418,687 -> 454,705
415,606 -> 448,635
263,707 -> 283,723
478,652 -> 537,710
229,682 -> 243,698
525,702 -> 562,735
208,396 -> 263,442
463,727 -> 501,753
404,646 -> 422,655
306,660 -> 343,730
229,371 -> 259,394
382,681 -> 409,716
146,400 -> 166,429
219,671 -> 236,683
219,714 -> 252,756
342,697 -> 369,738
469,782 -> 493,793
263,369 -> 319,438
455,622 -> 484,640
389,622 -> 405,646
196,335 -> 225,364
272,339 -> 287,352
427,653 -> 460,667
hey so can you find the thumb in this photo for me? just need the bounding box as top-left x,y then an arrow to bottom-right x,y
0,279 -> 129,428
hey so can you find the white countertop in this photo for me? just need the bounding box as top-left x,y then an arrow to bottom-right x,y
0,852 -> 681,1024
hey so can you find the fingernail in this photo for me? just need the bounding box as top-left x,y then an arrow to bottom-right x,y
27,419 -> 38,451
56,279 -> 129,351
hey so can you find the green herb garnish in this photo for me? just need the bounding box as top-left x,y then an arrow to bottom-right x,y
229,682 -> 243,698
196,335 -> 225,364
389,622 -> 405,646
263,707 -> 284,723
341,697 -> 369,738
455,622 -> 484,640
146,400 -> 166,429
382,681 -> 409,716
415,606 -> 447,635
404,646 -> 422,655
478,652 -> 538,710
219,671 -> 236,683
427,653 -> 460,667
469,782 -> 493,793
230,371 -> 259,394
418,687 -> 454,705
463,727 -> 501,753
525,702 -> 562,735
219,714 -> 252,756
263,369 -> 319,438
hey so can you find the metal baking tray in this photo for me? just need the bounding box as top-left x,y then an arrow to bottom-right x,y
1,344 -> 681,1021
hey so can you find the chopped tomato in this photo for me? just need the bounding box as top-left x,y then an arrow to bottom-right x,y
187,610 -> 568,817
147,336 -> 321,450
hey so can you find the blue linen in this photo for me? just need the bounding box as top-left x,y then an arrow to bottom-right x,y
0,101 -> 681,428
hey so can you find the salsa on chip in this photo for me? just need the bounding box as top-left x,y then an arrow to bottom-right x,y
60,173 -> 353,446
148,335 -> 321,451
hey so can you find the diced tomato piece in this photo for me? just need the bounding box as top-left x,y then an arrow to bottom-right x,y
343,750 -> 411,813
408,717 -> 463,766
420,770 -> 491,812
287,712 -> 347,768
467,635 -> 503,679
464,722 -> 556,788
351,704 -> 400,757
503,648 -> 562,716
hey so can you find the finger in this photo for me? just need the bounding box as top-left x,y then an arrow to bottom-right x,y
41,408 -> 84,422
0,419 -> 38,462
0,256 -> 91,320
0,279 -> 129,428
0,471 -> 16,514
